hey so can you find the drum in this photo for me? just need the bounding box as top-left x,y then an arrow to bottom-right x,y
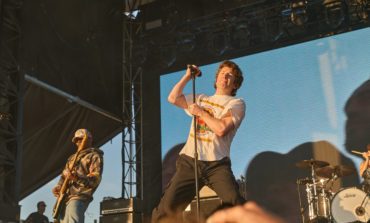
306,183 -> 332,221
331,187 -> 370,223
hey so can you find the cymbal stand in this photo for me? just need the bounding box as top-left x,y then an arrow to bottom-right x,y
322,173 -> 337,191
296,179 -> 305,223
309,163 -> 323,221
298,164 -> 319,222
311,164 -> 318,199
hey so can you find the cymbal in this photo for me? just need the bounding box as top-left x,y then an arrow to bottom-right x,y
316,165 -> 356,178
296,178 -> 329,185
334,165 -> 356,177
295,159 -> 330,169
316,166 -> 335,178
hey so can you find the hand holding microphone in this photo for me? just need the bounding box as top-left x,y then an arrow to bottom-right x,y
187,64 -> 202,78
352,150 -> 370,159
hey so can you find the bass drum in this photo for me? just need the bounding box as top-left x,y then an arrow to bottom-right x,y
331,187 -> 370,223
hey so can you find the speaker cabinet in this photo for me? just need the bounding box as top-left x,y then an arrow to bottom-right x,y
183,196 -> 222,222
100,198 -> 142,223
100,197 -> 141,215
99,213 -> 142,223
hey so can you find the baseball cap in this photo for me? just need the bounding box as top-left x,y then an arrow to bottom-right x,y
72,129 -> 92,143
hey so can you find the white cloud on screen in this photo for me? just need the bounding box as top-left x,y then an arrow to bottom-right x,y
318,52 -> 338,129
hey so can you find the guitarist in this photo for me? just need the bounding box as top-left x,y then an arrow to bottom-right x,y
52,129 -> 104,223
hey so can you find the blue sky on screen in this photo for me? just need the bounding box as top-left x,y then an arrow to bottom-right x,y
20,27 -> 370,222
160,27 -> 370,180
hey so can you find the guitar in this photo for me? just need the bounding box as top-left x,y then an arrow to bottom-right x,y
52,133 -> 88,221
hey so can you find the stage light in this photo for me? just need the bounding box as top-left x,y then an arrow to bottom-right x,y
0,112 -> 11,121
159,44 -> 177,68
176,31 -> 196,53
350,0 -> 369,21
266,18 -> 284,42
124,10 -> 140,20
290,0 -> 308,26
323,0 -> 346,28
207,31 -> 230,56
231,23 -> 251,49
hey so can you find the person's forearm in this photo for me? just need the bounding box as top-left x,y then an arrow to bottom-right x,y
168,74 -> 191,108
200,111 -> 233,137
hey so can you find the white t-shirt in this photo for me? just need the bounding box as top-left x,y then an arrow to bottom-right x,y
179,94 -> 246,161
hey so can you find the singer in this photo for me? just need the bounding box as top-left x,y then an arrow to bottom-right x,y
152,60 -> 246,222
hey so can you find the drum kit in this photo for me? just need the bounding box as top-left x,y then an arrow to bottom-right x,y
296,159 -> 370,223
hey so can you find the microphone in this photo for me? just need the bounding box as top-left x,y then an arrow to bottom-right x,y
187,64 -> 202,77
352,150 -> 363,155
352,150 -> 370,159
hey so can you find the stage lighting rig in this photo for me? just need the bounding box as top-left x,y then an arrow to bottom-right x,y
290,0 -> 308,26
323,0 -> 347,28
349,0 -> 370,21
0,112 -> 11,121
176,31 -> 196,53
231,23 -> 251,49
206,30 -> 230,56
159,43 -> 177,68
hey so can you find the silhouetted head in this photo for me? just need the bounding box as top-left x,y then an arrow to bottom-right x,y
344,79 -> 370,153
162,143 -> 184,191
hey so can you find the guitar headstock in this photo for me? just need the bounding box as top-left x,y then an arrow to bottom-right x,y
79,132 -> 88,149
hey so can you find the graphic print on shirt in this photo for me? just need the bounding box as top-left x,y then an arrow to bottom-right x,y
191,98 -> 226,142
196,107 -> 213,135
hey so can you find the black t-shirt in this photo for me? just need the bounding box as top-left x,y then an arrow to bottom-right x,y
26,212 -> 49,223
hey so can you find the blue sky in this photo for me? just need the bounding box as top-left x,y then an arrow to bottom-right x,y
21,27 -> 370,222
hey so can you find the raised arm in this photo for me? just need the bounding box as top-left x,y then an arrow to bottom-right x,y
168,65 -> 200,109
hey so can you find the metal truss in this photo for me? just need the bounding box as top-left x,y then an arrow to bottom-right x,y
0,0 -> 23,220
133,0 -> 370,73
122,5 -> 144,200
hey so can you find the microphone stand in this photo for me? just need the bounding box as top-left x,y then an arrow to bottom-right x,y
191,71 -> 201,222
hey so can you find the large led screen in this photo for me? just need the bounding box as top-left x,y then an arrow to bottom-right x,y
160,28 -> 370,222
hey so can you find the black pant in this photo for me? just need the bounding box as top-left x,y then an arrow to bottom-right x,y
152,154 -> 245,223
